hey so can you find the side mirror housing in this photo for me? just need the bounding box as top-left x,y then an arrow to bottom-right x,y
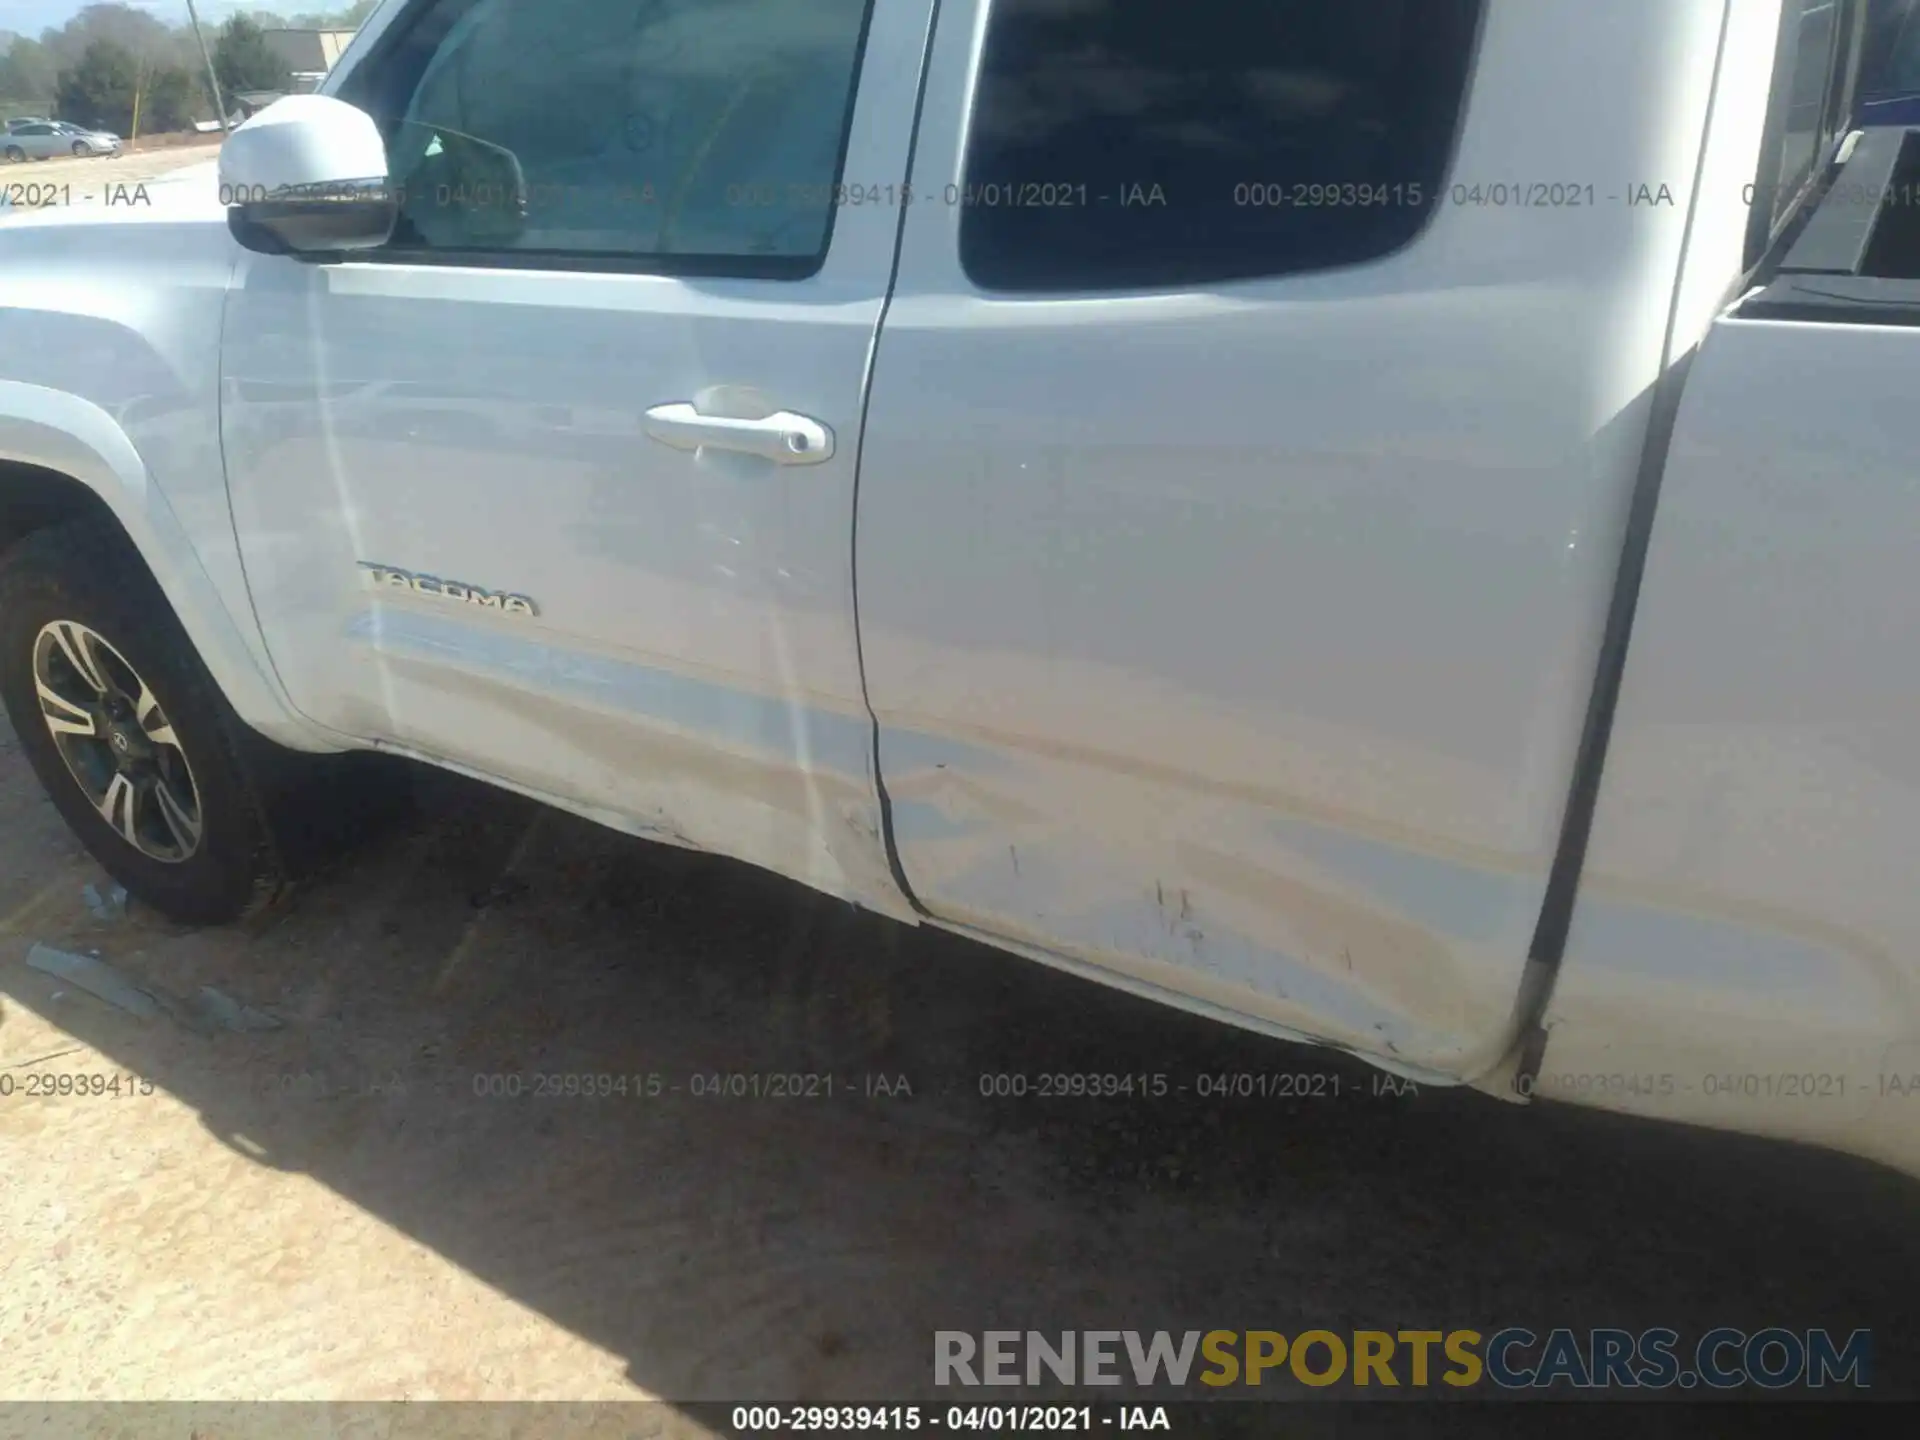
219,95 -> 397,256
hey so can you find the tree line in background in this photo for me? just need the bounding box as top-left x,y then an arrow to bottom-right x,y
0,1 -> 377,138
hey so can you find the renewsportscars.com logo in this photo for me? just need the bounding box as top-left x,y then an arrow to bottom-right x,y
934,1328 -> 1872,1391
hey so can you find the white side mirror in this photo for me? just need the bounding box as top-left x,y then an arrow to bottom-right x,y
219,95 -> 396,255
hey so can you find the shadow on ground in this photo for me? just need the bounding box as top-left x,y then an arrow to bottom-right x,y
1,727 -> 1915,1408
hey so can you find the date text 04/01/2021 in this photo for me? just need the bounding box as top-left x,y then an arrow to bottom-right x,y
975,1072 -> 1418,1099
728,1405 -> 1171,1432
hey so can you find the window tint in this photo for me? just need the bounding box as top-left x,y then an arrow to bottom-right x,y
1863,0 -> 1920,95
362,0 -> 874,273
958,0 -> 1483,293
1772,1 -> 1847,229
1749,0 -> 1861,262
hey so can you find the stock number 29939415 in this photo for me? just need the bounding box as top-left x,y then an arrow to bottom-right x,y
979,1073 -> 1170,1098
730,1406 -> 1100,1432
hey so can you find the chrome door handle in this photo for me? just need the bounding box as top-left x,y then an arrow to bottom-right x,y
643,403 -> 835,466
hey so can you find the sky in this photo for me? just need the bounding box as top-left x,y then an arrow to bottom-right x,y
0,1 -> 260,40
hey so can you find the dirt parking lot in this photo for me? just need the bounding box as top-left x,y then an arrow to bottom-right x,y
1,705 -> 1917,1421
0,142 -> 218,208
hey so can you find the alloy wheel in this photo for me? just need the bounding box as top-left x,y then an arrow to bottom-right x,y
32,619 -> 204,864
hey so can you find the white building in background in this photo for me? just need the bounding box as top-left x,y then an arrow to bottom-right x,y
264,29 -> 358,94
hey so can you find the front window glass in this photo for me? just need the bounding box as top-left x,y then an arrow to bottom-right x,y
359,0 -> 874,273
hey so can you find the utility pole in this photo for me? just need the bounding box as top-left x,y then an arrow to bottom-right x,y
183,0 -> 230,133
130,52 -> 148,144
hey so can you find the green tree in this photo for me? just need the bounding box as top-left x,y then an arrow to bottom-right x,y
137,64 -> 201,135
43,4 -> 174,74
214,15 -> 292,96
55,37 -> 140,134
0,36 -> 61,111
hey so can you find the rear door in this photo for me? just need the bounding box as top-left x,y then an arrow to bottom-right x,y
857,0 -> 1732,1076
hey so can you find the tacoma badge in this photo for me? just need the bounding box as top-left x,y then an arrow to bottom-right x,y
358,562 -> 539,617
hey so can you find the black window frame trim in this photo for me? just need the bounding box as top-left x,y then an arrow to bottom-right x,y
302,0 -> 882,280
1742,0 -> 1868,275
1739,121 -> 1920,325
1729,1 -> 1920,328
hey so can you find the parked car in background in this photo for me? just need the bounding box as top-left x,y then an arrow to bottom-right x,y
3,117 -> 55,133
51,121 -> 121,157
1,121 -> 122,162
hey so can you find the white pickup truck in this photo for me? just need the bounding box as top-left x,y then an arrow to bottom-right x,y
3,0 -> 1917,1178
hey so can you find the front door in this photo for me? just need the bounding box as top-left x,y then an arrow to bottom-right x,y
221,0 -> 929,905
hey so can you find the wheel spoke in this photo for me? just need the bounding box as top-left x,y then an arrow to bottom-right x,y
47,621 -> 111,696
134,681 -> 179,751
35,677 -> 97,737
98,773 -> 141,848
149,777 -> 201,853
38,621 -> 203,864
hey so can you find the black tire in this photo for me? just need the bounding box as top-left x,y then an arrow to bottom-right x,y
71,141 -> 90,158
0,518 -> 292,924
3,146 -> 24,164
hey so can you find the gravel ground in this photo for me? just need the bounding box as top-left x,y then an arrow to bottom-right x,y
0,142 -> 218,209
0,706 -> 1916,1415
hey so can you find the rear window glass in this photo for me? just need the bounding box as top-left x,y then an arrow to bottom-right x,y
958,0 -> 1485,292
